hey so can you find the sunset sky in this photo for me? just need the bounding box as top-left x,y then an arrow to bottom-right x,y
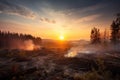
0,0 -> 120,40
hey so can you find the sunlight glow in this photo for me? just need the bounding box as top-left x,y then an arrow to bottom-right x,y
59,35 -> 64,40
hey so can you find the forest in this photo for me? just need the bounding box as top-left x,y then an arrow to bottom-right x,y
90,14 -> 120,44
0,31 -> 41,50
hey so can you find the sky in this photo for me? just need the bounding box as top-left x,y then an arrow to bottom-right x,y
0,0 -> 120,40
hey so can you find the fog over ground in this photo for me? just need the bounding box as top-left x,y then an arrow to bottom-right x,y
65,41 -> 120,58
8,39 -> 41,51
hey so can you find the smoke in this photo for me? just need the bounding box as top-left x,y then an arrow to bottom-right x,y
64,41 -> 120,58
23,40 -> 41,50
64,45 -> 97,57
9,39 -> 41,51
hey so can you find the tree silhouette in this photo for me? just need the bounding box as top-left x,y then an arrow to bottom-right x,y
0,30 -> 42,49
90,27 -> 101,44
102,29 -> 109,44
110,13 -> 120,44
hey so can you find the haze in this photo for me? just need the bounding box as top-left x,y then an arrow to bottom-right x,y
0,0 -> 120,40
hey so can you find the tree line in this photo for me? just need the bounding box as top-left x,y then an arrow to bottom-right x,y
90,13 -> 120,44
0,31 -> 42,48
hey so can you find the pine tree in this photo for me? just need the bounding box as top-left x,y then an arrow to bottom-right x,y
103,29 -> 109,43
110,13 -> 120,44
90,27 -> 101,44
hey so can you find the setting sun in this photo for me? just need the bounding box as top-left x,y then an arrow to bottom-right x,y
59,35 -> 64,40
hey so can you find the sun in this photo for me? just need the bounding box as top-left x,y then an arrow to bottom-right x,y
59,35 -> 64,40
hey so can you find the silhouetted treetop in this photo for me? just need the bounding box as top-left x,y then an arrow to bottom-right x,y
0,30 -> 42,48
90,27 -> 101,44
110,13 -> 120,44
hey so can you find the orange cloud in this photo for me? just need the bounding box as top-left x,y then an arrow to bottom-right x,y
76,14 -> 101,23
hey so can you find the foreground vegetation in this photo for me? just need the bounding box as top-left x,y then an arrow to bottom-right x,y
0,48 -> 120,80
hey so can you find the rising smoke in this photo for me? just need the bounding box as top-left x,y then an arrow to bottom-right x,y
9,39 -> 41,51
64,41 -> 120,58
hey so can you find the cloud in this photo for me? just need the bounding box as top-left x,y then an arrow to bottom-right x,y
76,14 -> 101,23
39,17 -> 56,24
0,0 -> 36,19
60,3 -> 105,18
79,4 -> 105,14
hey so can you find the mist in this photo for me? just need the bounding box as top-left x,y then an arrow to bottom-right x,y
64,41 -> 120,58
8,39 -> 41,51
